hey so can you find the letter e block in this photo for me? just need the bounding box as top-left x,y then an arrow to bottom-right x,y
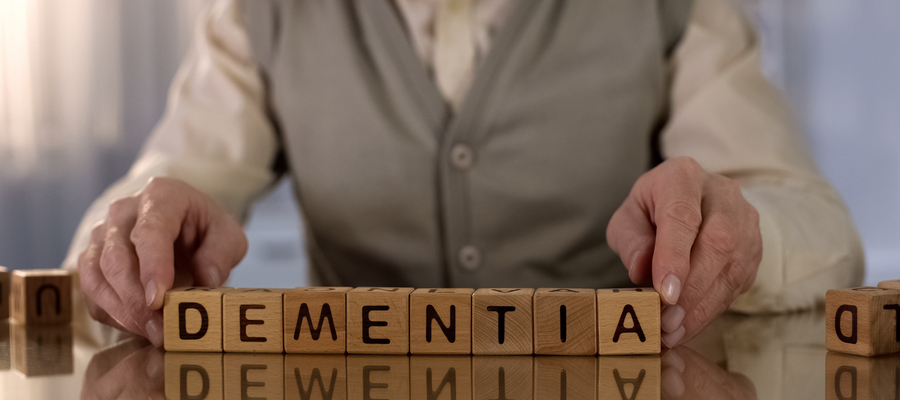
285,354 -> 347,400
346,287 -> 413,355
0,267 -> 9,320
534,288 -> 597,355
347,355 -> 409,400
284,287 -> 352,354
224,289 -> 284,353
826,287 -> 900,356
165,352 -> 224,400
472,288 -> 534,355
535,356 -> 597,400
410,288 -> 473,355
10,269 -> 72,325
826,351 -> 900,400
598,356 -> 660,400
596,288 -> 660,355
164,287 -> 228,352
224,353 -> 283,400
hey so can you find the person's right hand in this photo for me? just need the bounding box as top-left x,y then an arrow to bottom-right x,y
77,177 -> 248,347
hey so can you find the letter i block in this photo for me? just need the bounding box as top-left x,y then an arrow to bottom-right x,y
10,269 -> 72,325
826,287 -> 900,356
346,287 -> 414,354
596,288 -> 660,355
284,287 -> 352,354
163,287 -> 228,352
535,357 -> 597,400
165,352 -> 224,400
826,352 -> 900,400
472,288 -> 534,355
224,289 -> 284,353
533,288 -> 597,355
410,288 -> 474,355
224,353 -> 284,400
0,267 -> 9,320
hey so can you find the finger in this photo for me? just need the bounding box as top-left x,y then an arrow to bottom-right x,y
78,225 -> 128,331
86,346 -> 159,400
674,262 -> 747,347
663,347 -> 749,400
607,198 -> 656,286
188,210 -> 248,288
132,178 -> 185,311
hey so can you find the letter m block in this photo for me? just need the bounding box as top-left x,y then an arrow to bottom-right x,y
164,287 -> 229,352
284,287 -> 352,354
826,287 -> 900,356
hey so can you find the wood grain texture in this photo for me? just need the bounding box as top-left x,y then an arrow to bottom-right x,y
878,280 -> 900,290
410,355 -> 472,400
223,288 -> 284,353
346,287 -> 413,355
533,288 -> 597,355
826,287 -> 900,356
165,352 -> 224,400
472,356 -> 533,400
0,267 -> 9,320
410,288 -> 473,355
284,287 -> 352,354
0,322 -> 8,371
472,288 -> 534,355
164,287 -> 228,352
224,353 -> 283,400
535,356 -> 597,400
285,354 -> 347,400
347,355 -> 409,400
10,269 -> 72,325
596,288 -> 660,355
825,351 -> 900,400
598,355 -> 661,400
11,322 -> 73,376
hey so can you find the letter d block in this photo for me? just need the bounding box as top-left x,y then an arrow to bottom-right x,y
165,352 -> 224,400
596,288 -> 660,355
826,287 -> 900,356
164,287 -> 228,352
410,288 -> 474,355
826,351 -> 900,400
224,289 -> 284,353
472,288 -> 534,355
346,287 -> 413,354
284,287 -> 352,354
10,269 -> 72,325
0,266 -> 9,320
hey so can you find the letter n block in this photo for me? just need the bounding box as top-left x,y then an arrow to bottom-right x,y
0,266 -> 9,320
472,288 -> 534,355
410,356 -> 472,400
826,351 -> 900,400
410,288 -> 473,355
223,289 -> 284,353
10,269 -> 72,325
533,288 -> 597,355
284,287 -> 352,354
165,352 -> 224,400
163,287 -> 228,352
346,287 -> 413,354
596,288 -> 660,355
826,287 -> 900,356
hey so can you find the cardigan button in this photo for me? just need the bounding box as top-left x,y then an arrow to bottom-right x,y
458,245 -> 482,270
450,143 -> 475,170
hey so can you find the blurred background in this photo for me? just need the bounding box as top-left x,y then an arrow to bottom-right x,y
0,0 -> 897,288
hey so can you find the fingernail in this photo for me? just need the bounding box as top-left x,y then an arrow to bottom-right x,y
145,280 -> 158,307
145,348 -> 164,380
661,274 -> 682,305
207,266 -> 221,287
661,367 -> 685,397
661,305 -> 685,333
662,349 -> 686,372
662,325 -> 686,348
145,318 -> 163,348
628,251 -> 642,282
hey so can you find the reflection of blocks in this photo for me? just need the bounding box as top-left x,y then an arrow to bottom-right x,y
826,287 -> 900,356
410,356 -> 472,400
346,288 -> 413,355
410,288 -> 473,355
223,289 -> 284,353
284,287 -> 352,354
165,352 -> 224,400
472,289 -> 534,355
533,288 -> 597,355
0,266 -> 9,320
164,287 -> 228,352
10,269 -> 72,325
596,288 -> 660,355
0,321 -> 8,370
11,322 -> 73,376
472,356 -> 533,400
347,355 -> 409,400
535,356 -> 596,400
224,353 -> 283,400
826,351 -> 900,400
285,354 -> 347,400
598,355 -> 660,400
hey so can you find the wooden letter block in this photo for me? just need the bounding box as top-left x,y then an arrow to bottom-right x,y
224,353 -> 283,400
533,288 -> 597,355
472,288 -> 534,355
347,355 -> 409,400
0,266 -> 9,320
10,269 -> 72,325
878,280 -> 900,290
165,352 -> 224,400
598,356 -> 661,400
285,355 -> 347,400
346,287 -> 413,354
535,357 -> 597,400
410,356 -> 473,400
11,323 -> 74,376
826,287 -> 900,356
596,288 -> 660,355
223,288 -> 284,353
826,351 -> 900,400
164,287 -> 228,352
0,321 -> 8,371
472,356 -> 533,400
284,287 -> 352,354
410,288 -> 473,355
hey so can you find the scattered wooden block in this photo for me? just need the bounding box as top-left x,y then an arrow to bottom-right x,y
878,280 -> 900,290
598,355 -> 661,400
472,288 -> 534,355
596,288 -> 660,355
410,288 -> 473,355
223,288 -> 284,353
285,354 -> 347,400
533,288 -> 597,355
472,356 -> 533,400
347,355 -> 409,400
346,287 -> 414,355
11,322 -> 73,376
165,352 -> 224,400
284,287 -> 352,354
164,287 -> 229,352
826,287 -> 900,356
0,267 -> 9,320
224,353 -> 283,400
10,269 -> 72,325
410,355 -> 472,400
535,356 -> 597,400
826,351 -> 900,400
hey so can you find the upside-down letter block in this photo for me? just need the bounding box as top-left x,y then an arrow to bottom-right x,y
878,280 -> 900,290
10,269 -> 72,325
285,355 -> 347,400
224,353 -> 283,400
347,355 -> 410,400
223,289 -> 284,353
164,287 -> 229,352
410,288 -> 473,355
826,287 -> 900,356
410,356 -> 473,400
472,288 -> 534,355
826,351 -> 900,400
598,356 -> 661,400
346,287 -> 413,354
535,357 -> 597,400
596,288 -> 660,355
11,323 -> 74,376
472,356 -> 533,400
165,352 -> 224,400
0,266 -> 9,320
284,287 -> 352,354
534,288 -> 597,355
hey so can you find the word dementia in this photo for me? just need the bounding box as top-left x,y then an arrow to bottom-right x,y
163,287 -> 661,355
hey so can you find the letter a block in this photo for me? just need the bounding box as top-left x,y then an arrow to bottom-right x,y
598,356 -> 660,400
533,288 -> 597,355
284,287 -> 352,354
472,288 -> 534,355
164,287 -> 228,352
0,267 -> 9,320
224,289 -> 284,353
596,288 -> 660,355
826,351 -> 900,400
346,287 -> 413,354
10,269 -> 72,325
410,288 -> 473,355
826,287 -> 900,356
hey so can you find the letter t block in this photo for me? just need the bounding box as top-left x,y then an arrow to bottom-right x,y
346,287 -> 413,354
826,287 -> 900,356
472,288 -> 534,355
164,287 -> 228,352
596,288 -> 660,355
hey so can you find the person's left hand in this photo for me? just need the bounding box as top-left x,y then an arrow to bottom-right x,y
606,157 -> 762,348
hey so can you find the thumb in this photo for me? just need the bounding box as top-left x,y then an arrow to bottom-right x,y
607,200 -> 657,286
